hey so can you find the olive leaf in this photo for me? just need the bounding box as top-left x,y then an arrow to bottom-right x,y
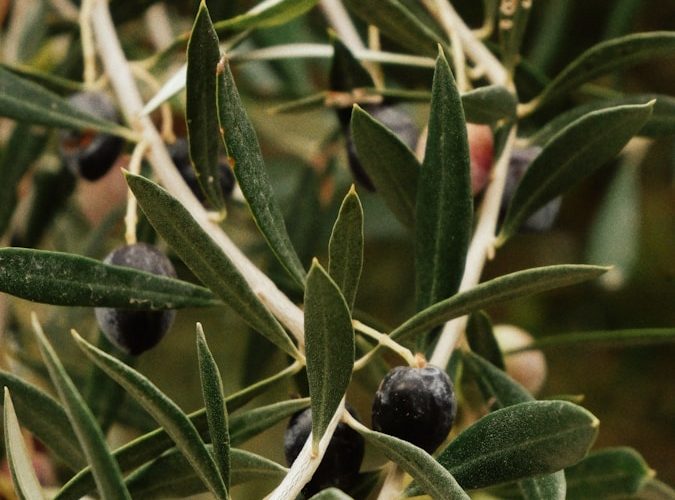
213,0 -> 320,31
304,260 -> 354,449
415,48 -> 472,312
350,105 -> 420,229
0,248 -> 220,310
499,102 -> 653,243
71,331 -> 228,500
32,317 -> 131,500
391,265 -> 608,342
3,389 -> 46,500
0,65 -> 134,140
186,1 -> 227,211
565,447 -> 653,499
216,54 -> 306,288
328,186 -> 364,311
196,324 -> 230,492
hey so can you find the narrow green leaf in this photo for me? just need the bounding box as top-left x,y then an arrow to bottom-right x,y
267,92 -> 327,114
125,447 -> 287,498
416,49 -> 472,311
515,328 -> 675,351
126,173 -> 300,359
32,316 -> 131,500
633,478 -> 675,499
461,85 -> 517,124
55,362 -> 300,500
586,160 -> 641,289
351,105 -> 420,228
0,65 -> 134,140
187,2 -> 226,210
565,447 -> 653,499
328,186 -> 364,310
353,424 -> 468,500
309,488 -> 354,499
3,389 -> 45,500
229,398 -> 310,447
462,352 -> 566,499
535,32 -> 675,107
436,401 -> 599,489
304,260 -> 354,449
0,63 -> 84,94
391,265 -> 608,342
463,351 -> 531,407
0,124 -> 48,236
499,102 -> 653,242
518,472 -> 566,500
342,0 -> 443,57
0,371 -> 84,471
530,94 -> 675,146
216,55 -> 306,287
0,248 -> 220,309
196,324 -> 230,493
71,331 -> 228,500
214,0 -> 319,31
466,312 -> 505,370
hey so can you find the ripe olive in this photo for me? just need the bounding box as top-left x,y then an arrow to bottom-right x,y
58,92 -> 124,181
94,243 -> 176,355
284,406 -> 365,497
371,364 -> 456,454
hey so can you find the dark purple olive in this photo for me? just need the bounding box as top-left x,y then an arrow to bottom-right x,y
58,92 -> 124,181
94,243 -> 176,355
502,146 -> 562,232
284,406 -> 365,497
371,364 -> 456,454
167,137 -> 235,205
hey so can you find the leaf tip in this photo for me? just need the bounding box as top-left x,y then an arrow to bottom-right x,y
348,184 -> 357,196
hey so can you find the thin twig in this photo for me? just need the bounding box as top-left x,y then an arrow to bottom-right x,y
124,140 -> 149,246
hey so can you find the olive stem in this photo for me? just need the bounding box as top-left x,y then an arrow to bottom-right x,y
429,126 -> 518,369
89,0 -> 306,345
79,0 -> 97,87
266,398 -> 346,500
376,463 -> 406,500
353,320 -> 417,367
423,0 -> 508,86
124,140 -> 149,246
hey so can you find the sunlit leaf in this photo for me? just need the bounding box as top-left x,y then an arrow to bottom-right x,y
214,0 -> 320,31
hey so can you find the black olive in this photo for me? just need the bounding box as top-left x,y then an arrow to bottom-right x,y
284,406 -> 365,497
371,365 -> 456,454
58,92 -> 124,181
94,243 -> 176,355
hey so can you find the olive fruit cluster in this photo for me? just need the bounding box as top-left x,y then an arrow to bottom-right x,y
167,137 -> 235,205
284,406 -> 365,497
58,92 -> 124,181
372,364 -> 457,454
95,243 -> 176,355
